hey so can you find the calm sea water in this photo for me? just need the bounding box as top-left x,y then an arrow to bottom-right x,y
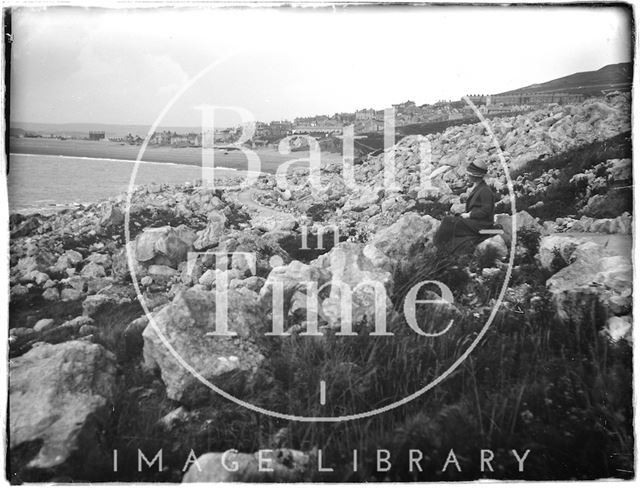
6,153 -> 235,213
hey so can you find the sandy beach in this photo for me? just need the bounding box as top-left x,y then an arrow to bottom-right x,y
8,137 -> 342,174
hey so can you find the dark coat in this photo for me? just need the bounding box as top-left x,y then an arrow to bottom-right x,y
463,180 -> 496,232
433,181 -> 496,252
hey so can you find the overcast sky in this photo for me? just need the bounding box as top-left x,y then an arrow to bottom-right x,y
10,5 -> 632,127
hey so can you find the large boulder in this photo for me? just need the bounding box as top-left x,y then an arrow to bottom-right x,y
537,235 -> 584,272
364,212 -> 440,270
80,262 -> 106,279
183,448 -> 311,483
52,250 -> 83,274
260,260 -> 329,308
111,241 -> 145,281
98,204 -> 124,229
14,251 -> 57,281
135,225 -> 196,267
546,241 -> 631,326
193,211 -> 227,250
250,213 -> 297,232
602,315 -> 632,343
475,234 -> 508,260
494,210 -> 542,247
82,292 -> 132,317
9,341 -> 117,479
142,287 -> 267,406
312,242 -> 393,331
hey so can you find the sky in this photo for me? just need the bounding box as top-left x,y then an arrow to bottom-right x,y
9,5 -> 633,127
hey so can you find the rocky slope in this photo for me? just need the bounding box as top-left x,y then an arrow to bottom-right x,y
7,94 -> 633,482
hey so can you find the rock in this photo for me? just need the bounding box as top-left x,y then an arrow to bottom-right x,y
215,231 -> 290,276
198,269 -> 218,288
590,217 -> 616,233
15,252 -> 57,281
183,449 -> 311,482
10,215 -> 42,238
9,341 -> 117,477
135,225 -> 195,267
475,235 -> 508,260
260,260 -> 329,320
81,262 -> 106,279
607,158 -> 632,181
250,214 -> 297,232
82,292 -> 132,318
122,316 -> 149,359
39,323 -> 80,344
21,270 -> 50,285
606,291 -> 632,316
61,288 -> 83,302
10,284 -> 29,299
494,210 -> 541,246
99,204 -> 124,228
33,318 -> 55,333
365,212 -> 440,270
595,255 -> 632,291
63,316 -> 94,329
537,235 -> 583,272
86,277 -> 114,295
350,188 -> 382,211
312,243 -> 393,330
194,211 -> 227,250
602,315 -> 632,343
231,276 -> 265,293
157,406 -> 192,431
546,242 -> 630,326
147,264 -> 178,277
42,287 -> 60,301
9,327 -> 39,355
53,250 -> 83,273
111,241 -> 145,281
64,275 -> 87,292
482,267 -> 502,279
79,324 -> 100,336
10,327 -> 38,341
614,212 -> 632,234
142,287 -> 266,406
86,252 -> 112,268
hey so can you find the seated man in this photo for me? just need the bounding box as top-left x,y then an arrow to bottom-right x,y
434,160 -> 496,254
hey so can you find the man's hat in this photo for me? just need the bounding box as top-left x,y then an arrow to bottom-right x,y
466,160 -> 488,177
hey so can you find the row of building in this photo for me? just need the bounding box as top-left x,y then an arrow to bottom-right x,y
88,90 -> 594,145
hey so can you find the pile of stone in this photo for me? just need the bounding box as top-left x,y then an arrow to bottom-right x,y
244,95 -> 631,239
6,93 -> 633,482
337,94 -> 630,207
543,212 -> 632,235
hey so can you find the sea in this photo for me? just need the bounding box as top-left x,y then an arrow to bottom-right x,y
6,153 -> 247,214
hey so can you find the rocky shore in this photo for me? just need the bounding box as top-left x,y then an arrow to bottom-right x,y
8,94 -> 633,482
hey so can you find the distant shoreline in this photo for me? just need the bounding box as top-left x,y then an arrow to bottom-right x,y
8,137 -> 340,174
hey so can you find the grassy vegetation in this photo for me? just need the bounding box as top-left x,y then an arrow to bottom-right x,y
104,229 -> 633,481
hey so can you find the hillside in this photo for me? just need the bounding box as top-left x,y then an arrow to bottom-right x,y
499,62 -> 632,96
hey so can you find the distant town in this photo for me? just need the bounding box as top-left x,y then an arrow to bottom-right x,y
13,61 -> 632,151
12,91 -> 587,148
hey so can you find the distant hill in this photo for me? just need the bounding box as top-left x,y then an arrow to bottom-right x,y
499,62 -> 632,97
